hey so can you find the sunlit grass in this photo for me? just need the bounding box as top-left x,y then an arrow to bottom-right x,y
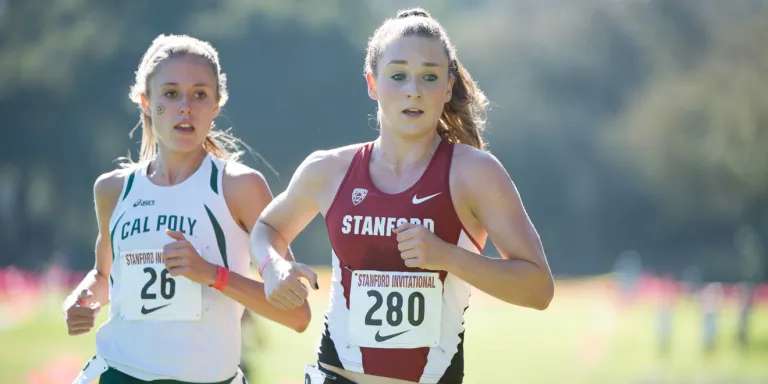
1,271 -> 766,383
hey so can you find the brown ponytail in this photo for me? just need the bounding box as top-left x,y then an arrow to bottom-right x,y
437,58 -> 488,150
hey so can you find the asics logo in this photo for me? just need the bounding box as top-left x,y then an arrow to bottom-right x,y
133,199 -> 155,207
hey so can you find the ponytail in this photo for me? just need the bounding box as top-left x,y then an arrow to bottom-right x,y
437,59 -> 488,150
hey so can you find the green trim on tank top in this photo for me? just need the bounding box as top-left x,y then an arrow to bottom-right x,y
122,171 -> 136,201
109,211 -> 127,286
113,168 -> 137,284
99,366 -> 237,384
204,204 -> 228,269
209,160 -> 219,195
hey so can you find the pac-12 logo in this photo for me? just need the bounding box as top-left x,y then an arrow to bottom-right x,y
352,188 -> 368,206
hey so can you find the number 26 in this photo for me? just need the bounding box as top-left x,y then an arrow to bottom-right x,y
140,267 -> 176,300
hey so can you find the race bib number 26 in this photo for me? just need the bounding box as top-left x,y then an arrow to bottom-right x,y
119,250 -> 201,321
349,270 -> 442,349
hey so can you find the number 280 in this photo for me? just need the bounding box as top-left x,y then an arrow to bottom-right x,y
364,290 -> 425,327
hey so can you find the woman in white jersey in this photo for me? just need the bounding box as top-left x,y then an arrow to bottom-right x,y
250,8 -> 555,384
62,34 -> 318,384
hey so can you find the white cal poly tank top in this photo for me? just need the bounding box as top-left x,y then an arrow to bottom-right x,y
95,153 -> 251,382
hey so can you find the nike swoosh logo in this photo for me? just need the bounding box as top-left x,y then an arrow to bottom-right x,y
412,192 -> 442,204
374,329 -> 411,342
141,303 -> 170,315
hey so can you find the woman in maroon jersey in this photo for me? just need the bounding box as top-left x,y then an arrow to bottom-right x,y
250,8 -> 554,384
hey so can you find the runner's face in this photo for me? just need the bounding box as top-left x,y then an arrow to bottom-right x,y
367,35 -> 454,139
142,55 -> 220,155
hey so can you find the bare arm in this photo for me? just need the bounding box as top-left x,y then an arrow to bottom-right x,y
213,165 -> 313,332
249,151 -> 328,269
63,171 -> 124,310
62,170 -> 126,335
447,151 -> 553,310
246,150 -> 352,310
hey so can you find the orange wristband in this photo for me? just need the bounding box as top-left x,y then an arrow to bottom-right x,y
211,266 -> 229,291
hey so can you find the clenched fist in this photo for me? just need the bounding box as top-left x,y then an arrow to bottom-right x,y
163,230 -> 218,286
395,223 -> 451,270
261,257 -> 319,310
63,289 -> 101,336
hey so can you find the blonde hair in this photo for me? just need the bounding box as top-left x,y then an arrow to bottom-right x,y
364,8 -> 489,150
121,34 -> 246,167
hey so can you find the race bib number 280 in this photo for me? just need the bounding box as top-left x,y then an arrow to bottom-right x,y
349,270 -> 442,349
119,250 -> 201,322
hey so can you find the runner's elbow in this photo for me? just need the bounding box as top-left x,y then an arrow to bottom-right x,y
531,278 -> 554,311
292,303 -> 312,333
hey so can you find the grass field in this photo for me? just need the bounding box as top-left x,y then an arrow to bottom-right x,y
1,269 -> 767,384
